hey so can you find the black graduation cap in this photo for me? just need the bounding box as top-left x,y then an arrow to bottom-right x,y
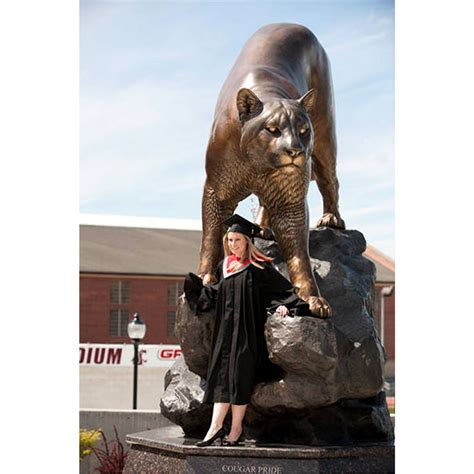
223,214 -> 262,239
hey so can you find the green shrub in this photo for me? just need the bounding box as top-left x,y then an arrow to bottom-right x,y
80,429 -> 101,461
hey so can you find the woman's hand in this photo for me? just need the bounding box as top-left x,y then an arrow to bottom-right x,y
275,305 -> 289,317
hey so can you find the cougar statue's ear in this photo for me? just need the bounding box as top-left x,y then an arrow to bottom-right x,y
236,88 -> 264,125
298,88 -> 317,121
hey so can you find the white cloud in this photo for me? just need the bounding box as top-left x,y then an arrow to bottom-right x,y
80,145 -> 207,209
323,11 -> 393,54
321,11 -> 394,95
80,78 -> 216,148
80,150 -> 168,206
80,77 -> 218,207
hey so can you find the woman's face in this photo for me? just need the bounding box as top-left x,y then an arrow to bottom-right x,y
227,232 -> 248,258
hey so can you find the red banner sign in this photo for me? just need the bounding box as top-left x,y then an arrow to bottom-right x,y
79,344 -> 182,367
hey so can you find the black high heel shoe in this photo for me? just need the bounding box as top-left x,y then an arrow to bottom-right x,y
223,430 -> 244,446
195,427 -> 227,447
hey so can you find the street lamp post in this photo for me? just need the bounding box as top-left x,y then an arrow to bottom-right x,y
127,312 -> 147,410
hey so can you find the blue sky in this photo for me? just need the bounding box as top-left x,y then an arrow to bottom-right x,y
80,0 -> 394,257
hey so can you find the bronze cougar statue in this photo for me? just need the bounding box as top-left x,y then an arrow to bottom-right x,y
199,23 -> 345,317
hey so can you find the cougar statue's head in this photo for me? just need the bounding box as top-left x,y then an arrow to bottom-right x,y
236,88 -> 316,175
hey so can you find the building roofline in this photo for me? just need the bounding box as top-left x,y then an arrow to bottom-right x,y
80,216 -> 395,278
364,244 -> 395,273
80,213 -> 202,231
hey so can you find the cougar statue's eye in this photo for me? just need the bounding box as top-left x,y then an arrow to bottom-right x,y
300,125 -> 308,135
265,126 -> 281,137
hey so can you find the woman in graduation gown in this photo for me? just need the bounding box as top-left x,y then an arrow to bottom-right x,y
184,214 -> 319,447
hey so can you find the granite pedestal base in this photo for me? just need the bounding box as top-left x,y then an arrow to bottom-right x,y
124,425 -> 394,473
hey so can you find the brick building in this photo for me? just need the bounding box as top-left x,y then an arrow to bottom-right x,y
80,223 -> 395,374
365,247 -> 395,353
80,224 -> 202,345
365,245 -> 395,379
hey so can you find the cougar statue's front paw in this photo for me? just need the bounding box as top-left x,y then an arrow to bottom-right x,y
258,226 -> 276,240
316,213 -> 345,229
308,296 -> 333,319
201,273 -> 217,287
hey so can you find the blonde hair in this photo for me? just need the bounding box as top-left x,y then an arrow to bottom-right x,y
223,231 -> 273,272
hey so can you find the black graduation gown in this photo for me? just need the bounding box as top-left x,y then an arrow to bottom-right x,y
184,259 -> 311,405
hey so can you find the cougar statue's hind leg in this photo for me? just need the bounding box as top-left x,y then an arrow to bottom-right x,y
312,148 -> 345,229
309,54 -> 345,230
